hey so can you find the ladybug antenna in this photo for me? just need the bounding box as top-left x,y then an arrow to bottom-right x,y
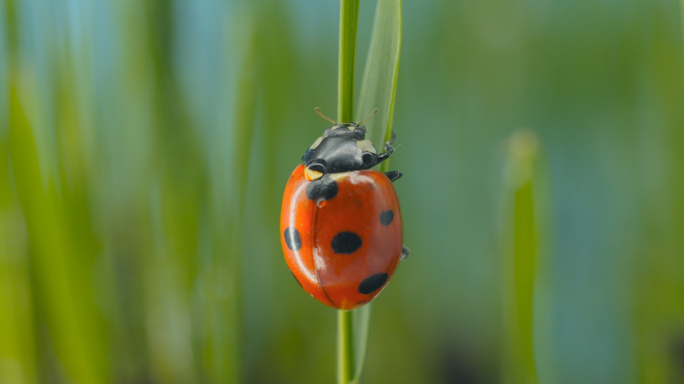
314,107 -> 337,124
356,108 -> 378,125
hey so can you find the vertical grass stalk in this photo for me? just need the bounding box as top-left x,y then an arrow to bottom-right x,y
337,1 -> 360,383
337,310 -> 355,384
337,0 -> 360,123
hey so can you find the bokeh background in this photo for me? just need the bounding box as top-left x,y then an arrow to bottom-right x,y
2,0 -> 684,383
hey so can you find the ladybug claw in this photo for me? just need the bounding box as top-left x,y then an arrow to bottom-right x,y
401,245 -> 410,260
377,132 -> 396,163
386,131 -> 396,147
384,170 -> 402,182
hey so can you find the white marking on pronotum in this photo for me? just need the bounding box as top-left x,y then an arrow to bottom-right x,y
355,139 -> 377,154
309,136 -> 324,150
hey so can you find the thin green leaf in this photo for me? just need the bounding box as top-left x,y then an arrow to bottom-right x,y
349,305 -> 371,384
351,1 -> 402,383
356,0 -> 402,156
502,130 -> 541,384
1,72 -> 37,384
0,6 -> 36,384
8,68 -> 108,384
219,16 -> 258,383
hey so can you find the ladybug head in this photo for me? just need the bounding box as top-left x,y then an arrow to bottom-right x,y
302,108 -> 381,178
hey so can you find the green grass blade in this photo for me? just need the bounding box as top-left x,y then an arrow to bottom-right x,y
338,0 -> 360,123
8,69 -> 108,384
350,304 -> 371,384
681,0 -> 684,43
0,4 -> 37,384
205,16 -> 257,384
0,99 -> 37,384
0,207 -> 35,384
350,1 -> 402,383
356,0 -> 402,155
502,130 -> 541,384
337,1 -> 360,383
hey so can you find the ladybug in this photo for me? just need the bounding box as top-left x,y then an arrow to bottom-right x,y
280,108 -> 409,310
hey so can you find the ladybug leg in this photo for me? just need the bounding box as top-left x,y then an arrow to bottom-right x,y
376,152 -> 391,163
376,132 -> 397,164
384,170 -> 403,182
385,131 -> 396,147
375,146 -> 394,163
401,245 -> 410,260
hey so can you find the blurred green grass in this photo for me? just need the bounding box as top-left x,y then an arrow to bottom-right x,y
2,0 -> 684,383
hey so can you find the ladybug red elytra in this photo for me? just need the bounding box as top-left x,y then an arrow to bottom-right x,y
280,108 -> 409,310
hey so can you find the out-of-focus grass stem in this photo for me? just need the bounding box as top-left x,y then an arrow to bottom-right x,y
0,3 -> 37,383
220,18 -> 257,384
502,130 -> 541,384
680,0 -> 684,42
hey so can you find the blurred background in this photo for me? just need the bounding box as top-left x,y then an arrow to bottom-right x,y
2,0 -> 684,383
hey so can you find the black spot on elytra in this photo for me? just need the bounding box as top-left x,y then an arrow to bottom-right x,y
283,227 -> 302,251
358,273 -> 388,294
306,175 -> 338,201
380,210 -> 394,226
331,231 -> 362,254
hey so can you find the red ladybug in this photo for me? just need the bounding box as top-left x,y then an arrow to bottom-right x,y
280,108 -> 409,310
